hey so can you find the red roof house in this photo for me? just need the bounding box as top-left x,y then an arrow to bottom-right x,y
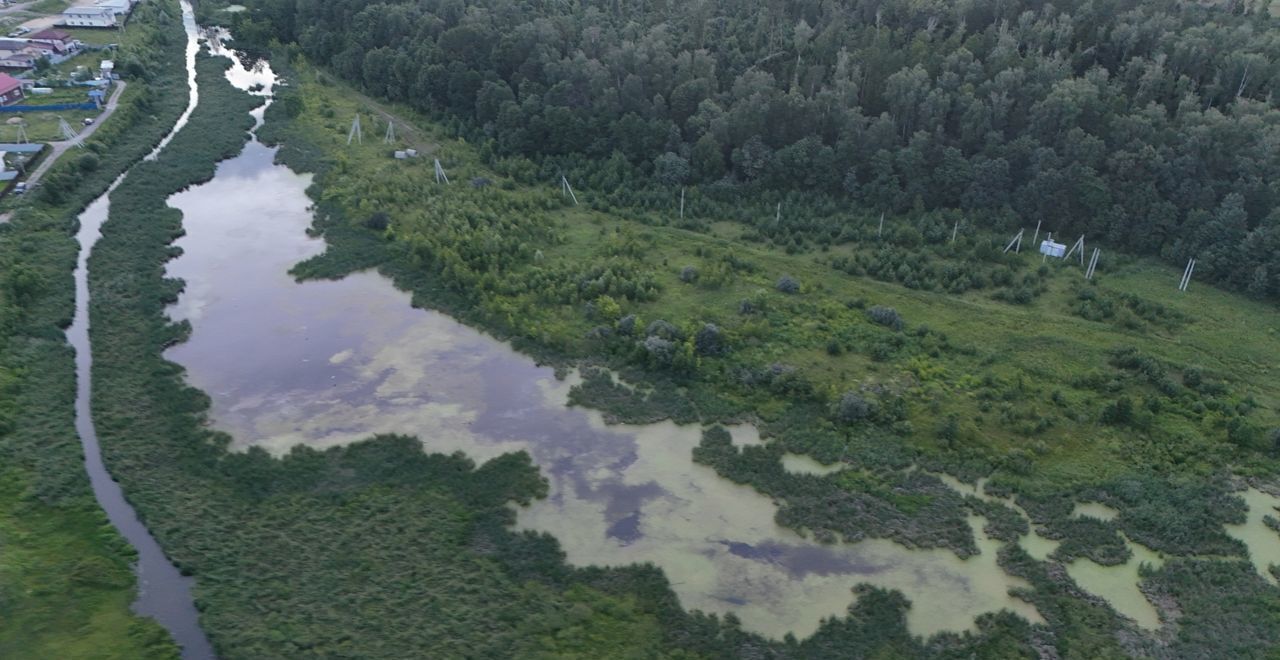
28,29 -> 75,53
0,73 -> 25,106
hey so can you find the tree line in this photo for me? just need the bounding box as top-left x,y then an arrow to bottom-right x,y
229,0 -> 1280,299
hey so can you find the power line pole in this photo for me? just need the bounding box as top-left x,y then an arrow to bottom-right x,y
561,175 -> 578,205
347,114 -> 362,145
1085,248 -> 1100,279
1178,257 -> 1197,292
1002,228 -> 1024,254
434,158 -> 449,184
58,117 -> 82,147
1064,235 -> 1085,265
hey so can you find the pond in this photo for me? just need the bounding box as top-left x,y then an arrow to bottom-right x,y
160,56 -> 1049,641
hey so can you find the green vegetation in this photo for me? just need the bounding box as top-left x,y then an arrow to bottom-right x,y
75,45 -> 1058,659
0,0 -> 192,657
62,27 -> 125,47
229,0 -> 1280,301
240,49 -> 1280,653
14,0 -> 1264,656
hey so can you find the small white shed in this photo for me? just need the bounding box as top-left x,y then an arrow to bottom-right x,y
1039,239 -> 1066,258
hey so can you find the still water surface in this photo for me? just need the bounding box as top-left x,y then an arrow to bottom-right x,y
161,71 -> 1048,641
161,44 -> 1280,642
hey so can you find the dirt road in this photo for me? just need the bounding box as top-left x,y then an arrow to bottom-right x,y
22,79 -> 126,185
0,79 -> 125,223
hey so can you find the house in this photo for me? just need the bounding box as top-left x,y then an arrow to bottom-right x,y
28,29 -> 76,54
0,73 -> 25,106
0,39 -> 56,56
60,7 -> 117,27
0,52 -> 36,69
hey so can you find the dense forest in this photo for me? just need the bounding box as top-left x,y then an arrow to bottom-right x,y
228,0 -> 1280,299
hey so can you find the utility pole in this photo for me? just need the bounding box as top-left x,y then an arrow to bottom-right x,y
1085,248 -> 1100,280
878,211 -> 885,238
1003,228 -> 1024,254
679,187 -> 685,220
347,114 -> 362,145
561,176 -> 578,205
434,158 -> 449,184
1065,235 -> 1085,265
1178,257 -> 1197,292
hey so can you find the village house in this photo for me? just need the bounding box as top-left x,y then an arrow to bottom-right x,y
0,52 -> 37,70
0,73 -> 26,106
28,29 -> 77,55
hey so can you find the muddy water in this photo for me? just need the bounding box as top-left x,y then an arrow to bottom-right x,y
158,68 -> 1050,642
935,474 -> 1169,629
1226,488 -> 1280,586
780,453 -> 845,476
66,2 -> 215,657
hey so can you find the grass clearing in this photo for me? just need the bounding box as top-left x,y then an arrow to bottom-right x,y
275,58 -> 1280,544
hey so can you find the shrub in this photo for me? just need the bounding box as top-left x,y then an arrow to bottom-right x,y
694,323 -> 726,356
867,305 -> 903,331
1101,396 -> 1134,425
78,152 -> 100,172
645,319 -> 682,340
679,265 -> 699,283
364,211 -> 390,230
833,391 -> 872,423
640,335 -> 676,365
776,275 -> 800,294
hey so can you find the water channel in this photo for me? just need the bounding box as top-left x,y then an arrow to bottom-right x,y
67,2 -> 214,657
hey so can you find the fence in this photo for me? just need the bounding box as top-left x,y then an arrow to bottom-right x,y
0,102 -> 98,113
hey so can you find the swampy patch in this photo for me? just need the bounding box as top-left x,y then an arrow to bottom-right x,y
162,117 -> 1046,641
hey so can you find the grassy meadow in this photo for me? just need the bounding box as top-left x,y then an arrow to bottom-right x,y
273,61 -> 1280,495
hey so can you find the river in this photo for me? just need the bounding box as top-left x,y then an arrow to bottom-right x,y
66,3 -> 215,658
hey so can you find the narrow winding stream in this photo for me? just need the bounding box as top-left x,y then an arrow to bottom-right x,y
66,2 -> 214,657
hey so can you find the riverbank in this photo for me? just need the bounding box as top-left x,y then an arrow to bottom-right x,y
0,0 -> 191,656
